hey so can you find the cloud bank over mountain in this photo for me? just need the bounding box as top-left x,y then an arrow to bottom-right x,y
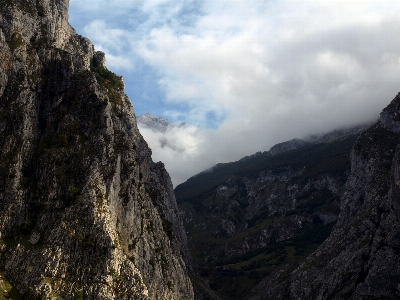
69,0 -> 400,185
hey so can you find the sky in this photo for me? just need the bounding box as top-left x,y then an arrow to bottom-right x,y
69,0 -> 400,186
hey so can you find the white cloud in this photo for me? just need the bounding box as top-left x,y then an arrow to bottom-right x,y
137,124 -> 206,186
70,0 -> 400,186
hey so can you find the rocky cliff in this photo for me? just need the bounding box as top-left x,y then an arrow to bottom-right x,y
249,94 -> 400,300
0,0 -> 193,299
175,125 -> 369,299
280,93 -> 400,299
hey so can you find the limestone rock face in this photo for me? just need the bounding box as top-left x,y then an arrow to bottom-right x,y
137,114 -> 176,133
282,94 -> 400,299
176,127 -> 364,299
0,1 -> 193,299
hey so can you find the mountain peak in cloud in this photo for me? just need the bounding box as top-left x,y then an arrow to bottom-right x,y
137,113 -> 185,133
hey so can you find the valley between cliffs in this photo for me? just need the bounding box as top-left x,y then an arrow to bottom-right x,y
177,94 -> 400,300
2,0 -> 400,299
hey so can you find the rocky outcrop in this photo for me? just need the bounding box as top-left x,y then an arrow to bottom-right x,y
380,92 -> 400,133
137,114 -> 176,133
0,0 -> 193,299
282,94 -> 400,299
176,129 -> 363,299
248,94 -> 400,300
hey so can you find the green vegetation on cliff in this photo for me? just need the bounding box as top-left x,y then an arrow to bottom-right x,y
0,270 -> 22,300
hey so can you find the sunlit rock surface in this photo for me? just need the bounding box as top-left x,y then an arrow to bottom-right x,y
0,0 -> 193,299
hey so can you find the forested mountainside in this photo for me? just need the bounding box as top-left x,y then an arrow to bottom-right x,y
175,126 -> 366,299
0,0 -> 193,299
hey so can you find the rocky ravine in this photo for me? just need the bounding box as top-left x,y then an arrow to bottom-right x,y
250,93 -> 400,299
175,124 -> 368,299
285,93 -> 400,299
0,0 -> 193,299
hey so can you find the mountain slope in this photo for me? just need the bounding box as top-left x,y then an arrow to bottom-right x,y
278,93 -> 400,299
0,1 -> 193,299
247,94 -> 400,299
175,127 -> 366,299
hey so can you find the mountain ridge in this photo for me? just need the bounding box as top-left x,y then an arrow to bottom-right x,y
175,97 -> 399,299
175,125 -> 367,299
137,113 -> 175,133
176,123 -> 370,200
137,113 -> 187,132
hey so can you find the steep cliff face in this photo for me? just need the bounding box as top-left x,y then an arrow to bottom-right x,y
250,93 -> 400,299
176,127 -> 368,299
0,1 -> 193,299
